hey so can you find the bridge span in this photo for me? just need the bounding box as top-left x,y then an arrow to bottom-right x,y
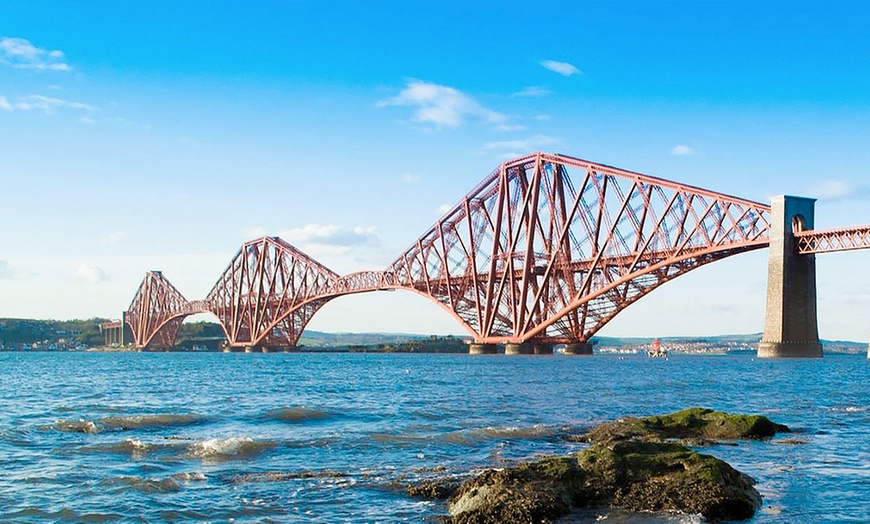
113,152 -> 870,357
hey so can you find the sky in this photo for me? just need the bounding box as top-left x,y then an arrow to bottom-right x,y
1,0 -> 870,341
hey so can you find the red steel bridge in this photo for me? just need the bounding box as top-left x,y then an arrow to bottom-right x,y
111,153 -> 870,356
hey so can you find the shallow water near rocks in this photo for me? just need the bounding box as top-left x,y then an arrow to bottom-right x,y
0,351 -> 868,522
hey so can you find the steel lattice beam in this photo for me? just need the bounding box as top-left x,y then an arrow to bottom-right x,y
795,225 -> 870,254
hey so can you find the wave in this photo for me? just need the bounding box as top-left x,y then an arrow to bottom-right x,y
2,508 -> 124,522
80,438 -> 152,457
100,413 -> 210,430
103,475 -> 183,494
261,406 -> 331,422
440,424 -> 559,445
49,419 -> 103,434
187,436 -> 277,460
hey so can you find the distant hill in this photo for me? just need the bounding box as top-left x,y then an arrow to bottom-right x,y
0,318 -> 865,354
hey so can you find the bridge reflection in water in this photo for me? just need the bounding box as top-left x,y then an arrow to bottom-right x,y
113,153 -> 870,357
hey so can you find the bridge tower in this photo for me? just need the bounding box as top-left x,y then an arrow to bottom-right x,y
758,195 -> 823,358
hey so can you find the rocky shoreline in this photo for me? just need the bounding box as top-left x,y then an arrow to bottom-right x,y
410,408 -> 790,523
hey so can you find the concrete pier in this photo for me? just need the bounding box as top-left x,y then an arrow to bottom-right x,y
758,195 -> 823,358
504,343 -> 534,355
564,342 -> 594,355
468,343 -> 498,354
532,343 -> 554,355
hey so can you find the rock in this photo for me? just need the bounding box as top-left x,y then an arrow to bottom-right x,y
581,407 -> 790,445
424,409 -> 788,523
443,442 -> 760,523
408,479 -> 462,500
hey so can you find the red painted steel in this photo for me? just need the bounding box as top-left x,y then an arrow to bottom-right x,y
384,153 -> 772,344
794,225 -> 870,254
125,271 -> 191,349
205,237 -> 341,348
125,152 -> 786,349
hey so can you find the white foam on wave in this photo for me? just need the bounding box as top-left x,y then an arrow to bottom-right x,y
51,419 -> 102,434
188,436 -> 276,459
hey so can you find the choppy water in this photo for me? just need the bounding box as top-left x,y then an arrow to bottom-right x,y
1,351 -> 868,523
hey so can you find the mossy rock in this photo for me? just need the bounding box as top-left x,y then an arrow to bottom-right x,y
429,409 -> 785,523
443,442 -> 760,523
583,407 -> 789,445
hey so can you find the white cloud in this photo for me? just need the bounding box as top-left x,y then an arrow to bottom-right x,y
378,80 -> 507,128
542,60 -> 580,76
534,114 -> 550,121
76,264 -> 109,283
513,86 -> 552,97
277,224 -> 379,257
494,124 -> 526,132
670,145 -> 695,156
484,134 -> 559,151
811,180 -> 856,200
80,116 -> 95,125
3,94 -> 95,115
401,173 -> 420,184
0,37 -> 70,71
0,260 -> 13,279
435,203 -> 453,216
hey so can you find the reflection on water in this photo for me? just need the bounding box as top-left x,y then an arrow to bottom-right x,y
0,351 -> 868,522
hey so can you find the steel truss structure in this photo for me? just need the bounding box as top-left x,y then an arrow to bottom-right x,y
125,152 -> 782,349
795,225 -> 870,254
385,153 -> 771,343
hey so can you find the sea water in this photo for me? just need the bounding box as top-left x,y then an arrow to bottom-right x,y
0,351 -> 868,522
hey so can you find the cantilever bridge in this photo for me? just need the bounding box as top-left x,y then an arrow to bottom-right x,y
111,152 -> 870,356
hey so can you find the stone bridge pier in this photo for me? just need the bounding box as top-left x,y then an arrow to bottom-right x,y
758,195 -> 823,358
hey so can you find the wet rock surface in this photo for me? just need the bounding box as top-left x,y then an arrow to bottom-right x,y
411,408 -> 789,523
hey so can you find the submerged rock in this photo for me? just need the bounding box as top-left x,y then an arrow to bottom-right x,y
415,408 -> 788,523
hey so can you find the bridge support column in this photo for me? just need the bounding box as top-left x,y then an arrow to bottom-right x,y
468,343 -> 498,354
532,343 -> 554,355
564,342 -> 594,355
758,195 -> 823,358
504,343 -> 534,355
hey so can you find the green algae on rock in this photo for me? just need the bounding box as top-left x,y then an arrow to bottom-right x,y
414,408 -> 789,523
581,407 -> 790,445
443,441 -> 760,523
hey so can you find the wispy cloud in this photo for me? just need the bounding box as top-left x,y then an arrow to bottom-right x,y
434,203 -> 453,216
277,224 -> 379,257
76,264 -> 109,283
484,134 -> 559,151
401,173 -> 420,184
2,94 -> 95,115
0,37 -> 70,71
809,180 -> 870,201
541,60 -> 580,77
378,80 -> 507,128
513,86 -> 552,97
80,116 -> 95,125
0,260 -> 13,279
670,145 -> 694,156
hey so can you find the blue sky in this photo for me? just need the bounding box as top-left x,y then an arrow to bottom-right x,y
2,1 -> 870,341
